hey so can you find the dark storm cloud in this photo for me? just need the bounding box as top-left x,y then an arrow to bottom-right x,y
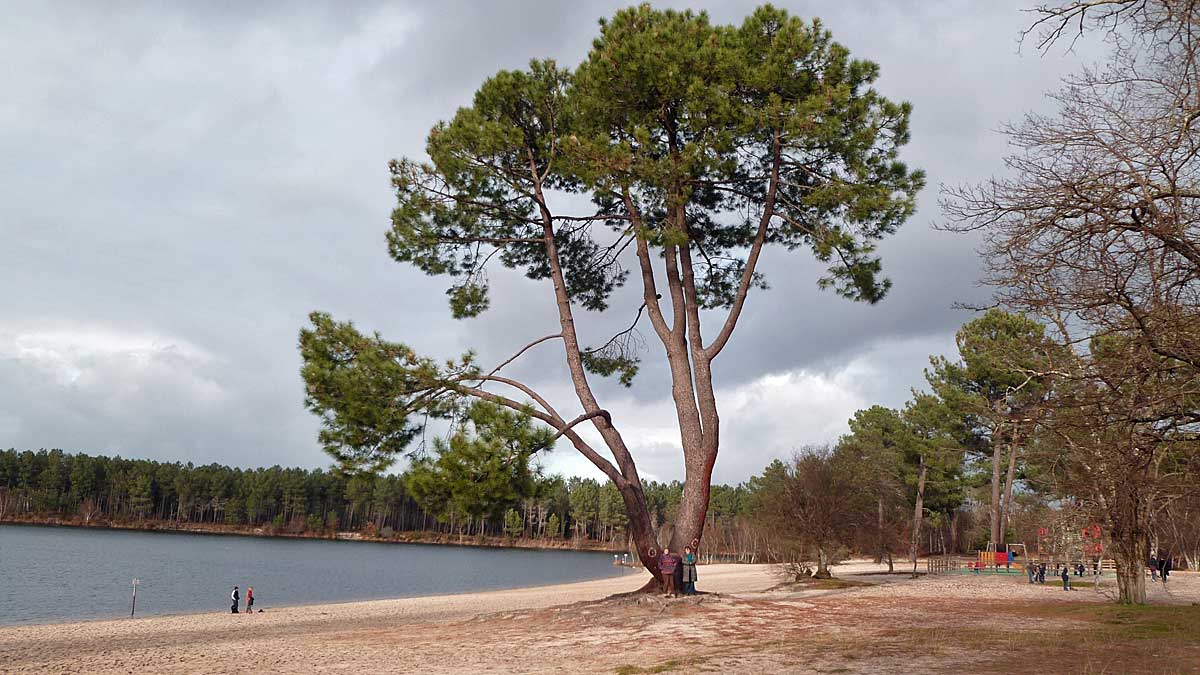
1,1 -> 1102,480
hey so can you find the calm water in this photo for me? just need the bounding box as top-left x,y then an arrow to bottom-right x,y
0,524 -> 631,625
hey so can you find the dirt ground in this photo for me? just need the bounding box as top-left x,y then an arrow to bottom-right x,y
1,563 -> 1197,674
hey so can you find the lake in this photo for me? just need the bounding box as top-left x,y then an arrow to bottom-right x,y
0,524 -> 633,625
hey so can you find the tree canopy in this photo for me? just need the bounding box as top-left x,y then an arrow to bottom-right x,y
300,3 -> 921,581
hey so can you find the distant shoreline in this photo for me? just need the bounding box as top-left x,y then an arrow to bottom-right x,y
0,517 -> 629,555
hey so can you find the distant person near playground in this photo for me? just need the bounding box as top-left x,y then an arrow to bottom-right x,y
246,586 -> 254,613
230,586 -> 240,614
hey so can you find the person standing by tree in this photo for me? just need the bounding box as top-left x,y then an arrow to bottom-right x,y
658,548 -> 679,598
682,546 -> 698,595
230,586 -> 239,614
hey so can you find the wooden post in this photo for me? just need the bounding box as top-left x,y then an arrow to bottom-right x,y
130,578 -> 140,617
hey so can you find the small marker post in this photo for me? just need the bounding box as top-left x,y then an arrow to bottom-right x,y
130,578 -> 140,617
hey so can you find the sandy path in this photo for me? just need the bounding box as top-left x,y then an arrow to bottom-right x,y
1,563 -> 1195,674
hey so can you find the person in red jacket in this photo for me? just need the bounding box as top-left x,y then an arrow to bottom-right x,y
658,548 -> 680,598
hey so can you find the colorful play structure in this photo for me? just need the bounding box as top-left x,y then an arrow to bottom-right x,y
926,523 -> 1117,576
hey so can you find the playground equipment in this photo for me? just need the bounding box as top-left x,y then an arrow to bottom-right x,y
973,542 -> 1028,571
925,523 -> 1117,577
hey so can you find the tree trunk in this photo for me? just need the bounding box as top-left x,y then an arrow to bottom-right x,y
618,484 -> 663,587
814,547 -> 831,578
950,510 -> 960,554
1000,433 -> 1019,543
1113,532 -> 1149,604
910,456 -> 928,578
990,429 -> 1004,547
1111,500 -> 1151,604
876,496 -> 885,564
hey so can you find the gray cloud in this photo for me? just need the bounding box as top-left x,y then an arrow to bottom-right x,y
1,1 -> 1104,481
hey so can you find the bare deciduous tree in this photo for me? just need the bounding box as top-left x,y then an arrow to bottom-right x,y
943,0 -> 1200,603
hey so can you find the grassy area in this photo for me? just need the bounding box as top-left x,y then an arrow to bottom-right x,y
618,599 -> 1199,674
1035,602 -> 1200,639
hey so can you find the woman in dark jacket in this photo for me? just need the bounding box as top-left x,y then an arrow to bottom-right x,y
681,546 -> 698,595
1158,555 -> 1171,585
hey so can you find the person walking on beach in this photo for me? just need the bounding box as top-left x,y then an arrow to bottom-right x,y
231,586 -> 240,614
246,586 -> 254,614
658,548 -> 680,598
681,546 -> 698,595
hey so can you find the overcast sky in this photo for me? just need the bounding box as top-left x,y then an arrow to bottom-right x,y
0,1 -> 1105,484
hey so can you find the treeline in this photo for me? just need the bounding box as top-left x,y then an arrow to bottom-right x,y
4,319 -> 1196,575
750,309 -> 1200,585
0,447 -> 757,555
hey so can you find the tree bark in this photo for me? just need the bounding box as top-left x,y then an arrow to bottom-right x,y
910,456 -> 928,578
1110,492 -> 1151,604
1000,430 -> 1020,542
876,496 -> 885,564
815,547 -> 831,578
990,426 -> 1004,547
1113,530 -> 1149,604
950,509 -> 960,554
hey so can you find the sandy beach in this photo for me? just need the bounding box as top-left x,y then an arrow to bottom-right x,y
1,563 -> 1196,674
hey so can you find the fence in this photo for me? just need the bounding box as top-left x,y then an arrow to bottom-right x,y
926,557 -> 963,574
